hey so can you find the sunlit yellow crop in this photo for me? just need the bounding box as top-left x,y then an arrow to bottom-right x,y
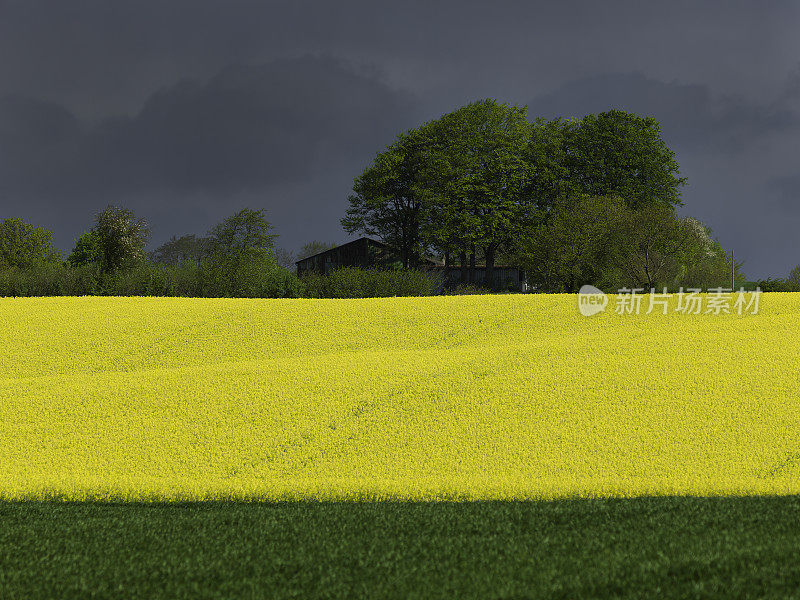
1,293 -> 799,501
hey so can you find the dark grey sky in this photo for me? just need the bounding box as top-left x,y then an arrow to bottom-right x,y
1,0 -> 798,278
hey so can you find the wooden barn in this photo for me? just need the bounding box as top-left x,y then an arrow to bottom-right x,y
427,265 -> 527,291
295,237 -> 526,291
295,237 -> 440,276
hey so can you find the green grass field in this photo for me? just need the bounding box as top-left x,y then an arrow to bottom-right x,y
2,497 -> 799,599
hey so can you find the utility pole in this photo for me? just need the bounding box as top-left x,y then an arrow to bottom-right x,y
732,249 -> 735,291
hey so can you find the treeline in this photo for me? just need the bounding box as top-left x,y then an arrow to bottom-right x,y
2,99 -> 798,296
0,208 -> 438,298
343,100 -> 760,292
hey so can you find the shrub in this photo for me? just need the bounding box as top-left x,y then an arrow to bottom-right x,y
0,263 -> 101,297
197,251 -> 302,298
101,262 -> 201,297
299,267 -> 437,298
755,278 -> 800,293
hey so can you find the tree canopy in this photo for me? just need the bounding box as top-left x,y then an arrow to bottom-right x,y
559,109 -> 687,209
205,208 -> 277,258
342,127 -> 430,268
416,99 -> 534,288
0,218 -> 62,270
200,208 -> 279,297
341,101 -> 691,290
67,230 -> 103,267
92,205 -> 150,273
150,234 -> 208,265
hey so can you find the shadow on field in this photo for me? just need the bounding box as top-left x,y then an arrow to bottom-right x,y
1,496 -> 799,599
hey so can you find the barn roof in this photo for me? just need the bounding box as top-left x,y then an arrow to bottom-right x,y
294,237 -> 442,266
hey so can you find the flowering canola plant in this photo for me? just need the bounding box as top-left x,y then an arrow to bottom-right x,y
0,294 -> 798,501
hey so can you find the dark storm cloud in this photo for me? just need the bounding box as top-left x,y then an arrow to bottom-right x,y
83,55 -> 417,196
1,55 -> 417,198
0,94 -> 84,197
527,71 -> 799,155
767,174 -> 800,212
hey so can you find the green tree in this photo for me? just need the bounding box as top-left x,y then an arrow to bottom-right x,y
611,204 -> 698,290
788,263 -> 800,285
202,208 -> 279,296
342,127 -> 432,268
513,196 -> 740,293
205,208 -> 277,257
560,109 -> 687,210
67,230 -> 103,267
521,116 -> 573,214
417,99 -> 534,289
93,205 -> 150,273
672,218 -> 745,290
514,194 -> 629,292
150,234 -> 208,265
0,218 -> 62,270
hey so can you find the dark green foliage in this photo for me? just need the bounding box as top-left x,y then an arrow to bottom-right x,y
67,230 -> 103,267
93,205 -> 151,273
149,234 -> 208,265
515,194 -> 630,293
0,262 -> 430,299
560,109 -> 687,209
759,265 -> 800,291
755,278 -> 800,292
515,194 -> 746,293
0,263 -> 100,296
789,264 -> 800,284
1,497 -> 799,599
417,99 -> 533,289
199,254 -> 303,298
205,208 -> 277,257
0,218 -> 62,270
201,208 -> 281,296
343,103 -> 689,290
300,267 -> 438,298
342,128 -> 429,268
101,262 -> 202,297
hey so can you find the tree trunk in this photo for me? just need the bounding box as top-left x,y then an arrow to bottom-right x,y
469,246 -> 476,285
460,251 -> 467,285
443,251 -> 450,290
484,244 -> 496,291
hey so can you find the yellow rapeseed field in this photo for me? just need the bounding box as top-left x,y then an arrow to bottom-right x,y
1,293 -> 798,501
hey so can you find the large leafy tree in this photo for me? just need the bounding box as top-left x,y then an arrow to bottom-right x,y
515,194 -> 740,293
0,217 -> 62,270
521,116 -> 573,214
560,109 -> 687,209
92,205 -> 150,273
417,99 -> 534,289
205,207 -> 277,257
342,127 -> 431,268
150,234 -> 208,265
612,203 -> 698,289
514,194 -> 630,292
202,208 -> 278,296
